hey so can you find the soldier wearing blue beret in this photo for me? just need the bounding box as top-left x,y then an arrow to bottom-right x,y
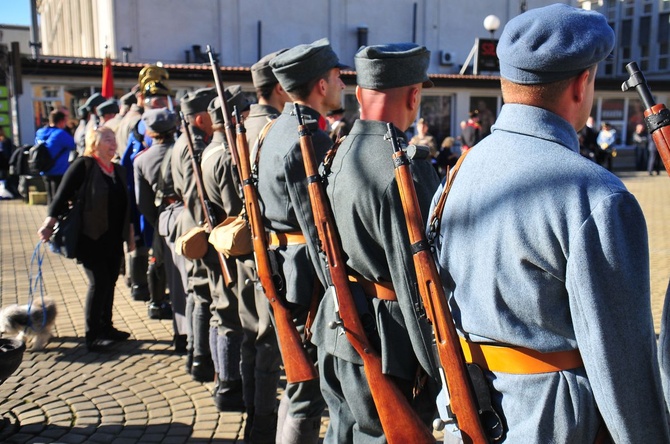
309,42 -> 440,442
431,4 -> 669,442
256,38 -> 346,443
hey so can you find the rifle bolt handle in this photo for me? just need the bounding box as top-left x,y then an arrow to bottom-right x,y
432,418 -> 445,431
328,320 -> 343,330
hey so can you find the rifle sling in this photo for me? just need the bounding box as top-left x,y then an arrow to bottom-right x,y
428,148 -> 471,239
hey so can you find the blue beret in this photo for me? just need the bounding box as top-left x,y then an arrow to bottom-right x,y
270,38 -> 347,91
142,108 -> 177,134
497,4 -> 615,84
355,43 -> 433,90
96,99 -> 119,117
207,85 -> 251,126
251,49 -> 288,88
181,87 -> 216,116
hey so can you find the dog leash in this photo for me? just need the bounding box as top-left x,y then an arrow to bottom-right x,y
28,241 -> 49,331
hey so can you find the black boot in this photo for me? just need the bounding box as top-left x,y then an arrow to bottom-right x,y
191,354 -> 215,382
213,378 -> 245,412
130,247 -> 150,301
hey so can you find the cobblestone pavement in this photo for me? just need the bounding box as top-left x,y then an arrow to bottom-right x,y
0,170 -> 668,443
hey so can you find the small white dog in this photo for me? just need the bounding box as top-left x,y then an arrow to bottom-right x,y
0,297 -> 57,350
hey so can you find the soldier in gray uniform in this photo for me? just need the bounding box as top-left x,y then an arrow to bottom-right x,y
256,38 -> 346,444
310,43 -> 439,443
237,53 -> 288,443
171,87 -> 218,382
432,5 -> 669,442
200,87 -> 250,413
246,49 -> 290,155
133,108 -> 183,338
116,86 -> 142,158
97,99 -> 120,128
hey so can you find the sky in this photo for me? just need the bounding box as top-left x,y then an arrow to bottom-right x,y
1,0 -> 31,26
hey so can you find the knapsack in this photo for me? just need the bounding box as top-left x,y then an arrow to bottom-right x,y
27,141 -> 69,175
27,141 -> 53,175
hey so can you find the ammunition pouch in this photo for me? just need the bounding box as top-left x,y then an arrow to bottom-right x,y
175,225 -> 208,260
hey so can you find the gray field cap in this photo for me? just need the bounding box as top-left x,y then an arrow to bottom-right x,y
207,85 -> 251,126
84,93 -> 106,111
181,87 -> 216,116
142,108 -> 177,134
96,99 -> 119,117
355,43 -> 433,90
251,49 -> 288,88
497,4 -> 615,85
270,38 -> 347,91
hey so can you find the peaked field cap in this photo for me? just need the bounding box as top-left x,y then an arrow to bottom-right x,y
355,43 -> 433,90
96,99 -> 119,116
251,49 -> 288,88
84,92 -> 106,111
181,87 -> 217,115
142,107 -> 177,134
497,4 -> 615,85
207,85 -> 251,125
270,38 -> 348,91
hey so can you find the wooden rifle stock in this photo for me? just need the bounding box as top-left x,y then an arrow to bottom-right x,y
178,111 -> 233,288
232,109 -> 318,383
388,124 -> 488,444
622,62 -> 670,177
206,45 -> 243,182
295,104 -> 435,444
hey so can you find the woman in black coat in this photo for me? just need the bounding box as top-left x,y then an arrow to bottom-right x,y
38,126 -> 135,351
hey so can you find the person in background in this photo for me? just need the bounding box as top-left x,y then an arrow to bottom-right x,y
38,126 -> 134,352
98,99 -> 120,129
648,138 -> 662,176
325,107 -> 351,142
596,122 -> 617,171
432,4 -> 669,442
460,109 -> 482,152
435,135 -> 459,176
34,109 -> 76,204
578,116 -> 598,161
409,117 -> 437,158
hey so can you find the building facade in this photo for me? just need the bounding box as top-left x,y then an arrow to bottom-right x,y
4,0 -> 668,168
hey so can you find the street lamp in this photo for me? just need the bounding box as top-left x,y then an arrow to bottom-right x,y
483,15 -> 501,39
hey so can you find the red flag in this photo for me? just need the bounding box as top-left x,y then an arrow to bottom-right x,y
102,55 -> 114,99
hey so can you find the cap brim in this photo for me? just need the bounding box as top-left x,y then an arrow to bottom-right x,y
423,79 -> 434,88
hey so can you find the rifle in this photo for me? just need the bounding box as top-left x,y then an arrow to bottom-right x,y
178,111 -> 233,288
206,45 -> 243,183
231,108 -> 318,383
388,123 -> 489,444
295,104 -> 435,443
622,62 -> 670,176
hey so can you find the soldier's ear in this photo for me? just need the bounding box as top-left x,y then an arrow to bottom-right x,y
407,86 -> 420,112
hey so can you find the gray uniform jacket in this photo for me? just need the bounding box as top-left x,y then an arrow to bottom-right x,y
432,103 -> 669,443
171,125 -> 209,239
256,102 -> 332,305
201,132 -> 242,224
311,120 -> 440,380
133,140 -> 173,228
245,103 -> 279,158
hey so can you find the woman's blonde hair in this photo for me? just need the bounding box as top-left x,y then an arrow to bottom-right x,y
84,126 -> 115,156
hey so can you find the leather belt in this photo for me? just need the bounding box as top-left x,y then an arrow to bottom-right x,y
348,274 -> 397,301
267,231 -> 306,247
460,337 -> 583,374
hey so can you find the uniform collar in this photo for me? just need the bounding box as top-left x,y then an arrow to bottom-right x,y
492,104 -> 580,153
